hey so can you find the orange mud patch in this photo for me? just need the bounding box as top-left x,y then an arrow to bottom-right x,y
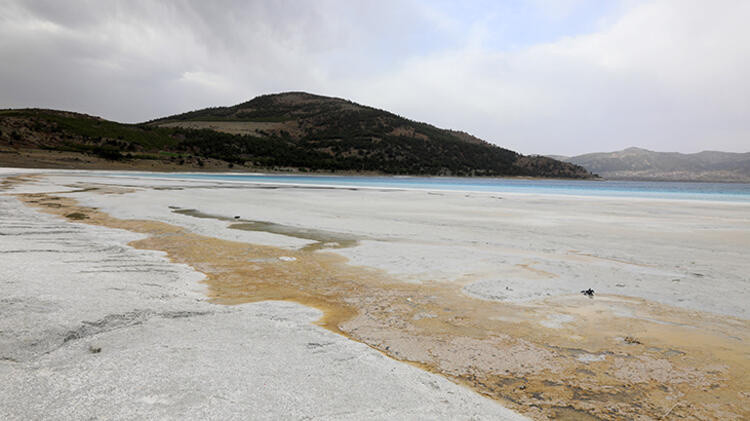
0,173 -> 42,190
12,188 -> 750,421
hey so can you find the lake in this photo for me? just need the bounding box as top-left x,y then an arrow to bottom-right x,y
115,172 -> 750,202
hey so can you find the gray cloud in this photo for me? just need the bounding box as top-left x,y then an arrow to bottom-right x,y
1,0 -> 748,155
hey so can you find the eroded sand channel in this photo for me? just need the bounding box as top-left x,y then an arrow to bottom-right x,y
10,175 -> 750,420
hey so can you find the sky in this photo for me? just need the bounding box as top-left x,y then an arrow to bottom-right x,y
1,0 -> 748,156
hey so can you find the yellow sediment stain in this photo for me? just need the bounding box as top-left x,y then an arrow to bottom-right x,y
567,250 -> 658,268
11,185 -> 750,421
0,174 -> 42,190
517,262 -> 557,278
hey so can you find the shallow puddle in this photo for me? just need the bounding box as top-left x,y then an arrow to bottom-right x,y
173,207 -> 359,251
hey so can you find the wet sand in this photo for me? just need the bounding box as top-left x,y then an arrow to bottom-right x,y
3,170 -> 750,420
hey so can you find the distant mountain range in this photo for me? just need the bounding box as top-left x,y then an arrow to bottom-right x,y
550,147 -> 750,182
0,92 -> 591,178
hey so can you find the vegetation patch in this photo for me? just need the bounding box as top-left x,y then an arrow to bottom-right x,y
1,94 -> 593,178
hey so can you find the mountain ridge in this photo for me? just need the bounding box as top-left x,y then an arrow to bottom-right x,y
553,147 -> 750,182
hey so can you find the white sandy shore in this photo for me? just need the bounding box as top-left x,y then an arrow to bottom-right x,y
24,169 -> 749,318
0,177 -> 526,420
2,169 -> 749,419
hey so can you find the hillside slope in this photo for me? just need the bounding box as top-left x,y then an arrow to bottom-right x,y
557,147 -> 750,182
1,92 -> 591,178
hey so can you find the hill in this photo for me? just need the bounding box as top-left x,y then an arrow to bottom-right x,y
554,147 -> 750,182
0,92 -> 591,178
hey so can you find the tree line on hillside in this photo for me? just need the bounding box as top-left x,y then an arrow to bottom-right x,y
2,108 -> 591,177
172,127 -> 522,175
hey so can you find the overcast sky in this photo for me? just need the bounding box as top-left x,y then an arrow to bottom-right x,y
1,0 -> 748,155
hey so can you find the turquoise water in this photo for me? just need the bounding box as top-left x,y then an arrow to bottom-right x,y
119,173 -> 750,202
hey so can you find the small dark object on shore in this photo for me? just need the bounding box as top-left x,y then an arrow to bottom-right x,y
581,288 -> 595,298
88,345 -> 102,354
624,336 -> 642,345
234,216 -> 240,219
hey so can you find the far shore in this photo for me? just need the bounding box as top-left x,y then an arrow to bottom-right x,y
3,148 -> 600,180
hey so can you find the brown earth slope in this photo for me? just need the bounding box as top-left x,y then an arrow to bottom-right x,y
1,93 -> 592,178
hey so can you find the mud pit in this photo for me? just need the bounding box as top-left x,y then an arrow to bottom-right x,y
16,189 -> 750,420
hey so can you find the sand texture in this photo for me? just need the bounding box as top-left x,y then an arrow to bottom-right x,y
2,169 -> 749,420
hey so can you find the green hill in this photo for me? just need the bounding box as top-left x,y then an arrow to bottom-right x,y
1,92 -> 591,178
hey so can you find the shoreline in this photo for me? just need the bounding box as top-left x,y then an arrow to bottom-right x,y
2,167 -> 749,205
6,158 -> 750,183
3,172 -> 748,419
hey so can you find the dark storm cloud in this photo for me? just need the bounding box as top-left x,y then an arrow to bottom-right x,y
1,0 -> 749,155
